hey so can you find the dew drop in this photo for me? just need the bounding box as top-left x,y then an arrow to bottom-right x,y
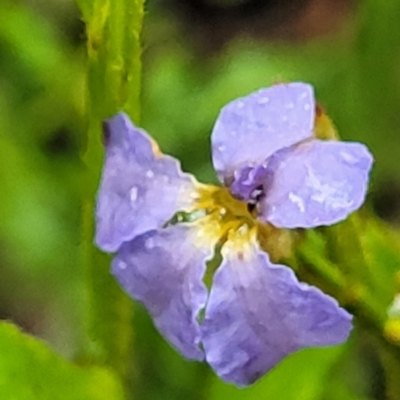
146,170 -> 154,179
340,151 -> 357,164
304,103 -> 311,111
130,186 -> 138,202
289,192 -> 305,212
119,261 -> 127,270
218,145 -> 226,152
286,102 -> 294,110
237,101 -> 244,109
298,91 -> 308,100
257,96 -> 269,105
145,237 -> 155,249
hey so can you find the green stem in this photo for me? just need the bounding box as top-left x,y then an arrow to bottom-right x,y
78,0 -> 145,392
82,199 -> 134,381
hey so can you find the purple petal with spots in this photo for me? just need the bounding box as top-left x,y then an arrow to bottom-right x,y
112,224 -> 214,360
201,240 -> 352,386
96,112 -> 196,252
260,140 -> 373,228
211,83 -> 315,183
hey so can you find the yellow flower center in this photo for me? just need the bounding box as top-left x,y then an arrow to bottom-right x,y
190,183 -> 292,263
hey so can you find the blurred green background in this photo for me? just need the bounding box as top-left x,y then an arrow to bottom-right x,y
1,0 -> 400,398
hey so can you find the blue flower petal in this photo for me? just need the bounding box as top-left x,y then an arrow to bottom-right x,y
201,236 -> 352,386
96,113 -> 197,252
261,140 -> 373,228
211,83 -> 315,183
112,224 -> 215,360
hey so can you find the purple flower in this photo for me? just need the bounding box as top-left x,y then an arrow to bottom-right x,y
96,82 -> 373,386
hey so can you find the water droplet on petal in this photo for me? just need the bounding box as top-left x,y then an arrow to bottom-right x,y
237,101 -> 244,109
289,192 -> 305,212
145,237 -> 155,249
257,96 -> 269,105
298,91 -> 308,100
304,103 -> 311,111
146,170 -> 154,179
286,102 -> 294,110
218,145 -> 226,152
119,261 -> 127,270
340,151 -> 357,164
130,186 -> 138,202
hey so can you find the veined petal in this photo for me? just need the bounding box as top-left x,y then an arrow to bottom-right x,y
261,139 -> 373,228
201,234 -> 352,386
112,223 -> 216,361
211,83 -> 315,183
96,113 -> 197,252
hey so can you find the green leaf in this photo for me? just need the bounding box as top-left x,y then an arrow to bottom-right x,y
0,322 -> 124,400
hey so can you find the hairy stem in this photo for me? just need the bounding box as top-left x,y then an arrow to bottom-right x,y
78,0 -> 145,392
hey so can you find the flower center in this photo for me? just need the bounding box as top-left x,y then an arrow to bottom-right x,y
189,184 -> 292,263
246,184 -> 265,214
195,184 -> 256,227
